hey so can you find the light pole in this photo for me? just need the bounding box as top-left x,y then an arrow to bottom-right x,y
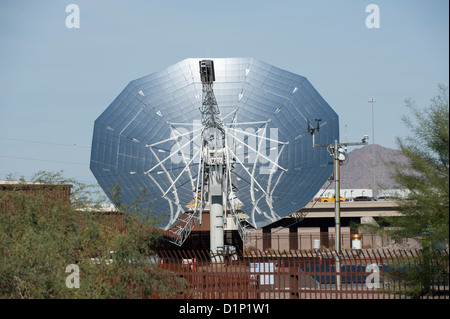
308,119 -> 368,299
368,98 -> 376,198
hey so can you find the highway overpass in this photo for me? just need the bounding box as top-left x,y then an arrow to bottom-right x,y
292,200 -> 403,219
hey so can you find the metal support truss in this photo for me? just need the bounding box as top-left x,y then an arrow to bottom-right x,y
166,60 -> 253,250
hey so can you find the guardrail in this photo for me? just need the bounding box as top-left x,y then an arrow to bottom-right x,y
245,232 -> 394,251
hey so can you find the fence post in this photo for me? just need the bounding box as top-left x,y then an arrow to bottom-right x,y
290,273 -> 299,299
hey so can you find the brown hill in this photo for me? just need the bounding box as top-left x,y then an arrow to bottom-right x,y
323,144 -> 407,190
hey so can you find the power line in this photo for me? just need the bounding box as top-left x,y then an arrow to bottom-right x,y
0,155 -> 88,166
0,115 -> 91,127
0,137 -> 90,148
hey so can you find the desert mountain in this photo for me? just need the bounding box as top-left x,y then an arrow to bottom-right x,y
322,144 -> 407,190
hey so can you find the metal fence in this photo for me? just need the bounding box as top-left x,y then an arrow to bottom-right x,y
155,249 -> 449,299
245,232 -> 393,251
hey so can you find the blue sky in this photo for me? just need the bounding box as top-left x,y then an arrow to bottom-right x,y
0,0 -> 448,185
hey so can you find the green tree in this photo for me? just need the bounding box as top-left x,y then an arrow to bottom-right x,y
388,84 -> 449,245
0,171 -> 185,298
386,84 -> 449,297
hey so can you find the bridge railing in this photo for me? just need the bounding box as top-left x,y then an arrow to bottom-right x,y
245,232 -> 400,251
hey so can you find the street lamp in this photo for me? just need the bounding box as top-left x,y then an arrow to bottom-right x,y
368,98 -> 376,198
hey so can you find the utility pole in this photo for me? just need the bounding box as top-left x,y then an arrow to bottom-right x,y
333,139 -> 342,297
333,140 -> 341,253
308,119 -> 368,298
368,98 -> 376,198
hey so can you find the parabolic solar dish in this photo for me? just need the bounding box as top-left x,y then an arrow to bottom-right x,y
90,57 -> 339,230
